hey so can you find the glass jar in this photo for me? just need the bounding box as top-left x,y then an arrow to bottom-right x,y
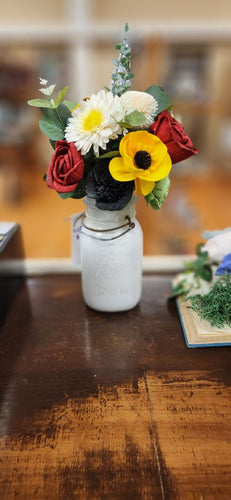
79,195 -> 143,312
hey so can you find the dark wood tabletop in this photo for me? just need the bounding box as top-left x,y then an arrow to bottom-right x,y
0,273 -> 231,499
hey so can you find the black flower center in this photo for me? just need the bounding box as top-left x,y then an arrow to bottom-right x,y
134,150 -> 152,170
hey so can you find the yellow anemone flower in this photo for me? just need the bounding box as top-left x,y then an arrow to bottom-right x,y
109,131 -> 172,196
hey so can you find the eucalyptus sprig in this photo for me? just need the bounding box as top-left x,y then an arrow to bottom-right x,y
109,23 -> 134,96
28,78 -> 72,110
27,79 -> 77,146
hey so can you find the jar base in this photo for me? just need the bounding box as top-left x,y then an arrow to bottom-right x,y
83,297 -> 141,313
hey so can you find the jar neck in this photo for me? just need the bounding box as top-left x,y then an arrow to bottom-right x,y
84,195 -> 137,229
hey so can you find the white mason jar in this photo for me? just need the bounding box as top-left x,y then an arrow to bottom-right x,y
79,195 -> 143,312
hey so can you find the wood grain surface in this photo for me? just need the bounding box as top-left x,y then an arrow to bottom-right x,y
0,274 -> 231,499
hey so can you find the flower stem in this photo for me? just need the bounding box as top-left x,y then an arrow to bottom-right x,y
55,108 -> 65,130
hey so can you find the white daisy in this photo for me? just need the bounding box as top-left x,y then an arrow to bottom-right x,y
120,90 -> 158,126
65,90 -> 124,156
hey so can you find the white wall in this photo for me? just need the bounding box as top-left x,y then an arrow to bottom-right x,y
92,0 -> 231,23
1,0 -> 66,24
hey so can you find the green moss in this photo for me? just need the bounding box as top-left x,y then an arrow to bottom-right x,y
188,273 -> 231,329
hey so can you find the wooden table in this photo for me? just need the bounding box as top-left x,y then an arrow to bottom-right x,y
0,273 -> 231,499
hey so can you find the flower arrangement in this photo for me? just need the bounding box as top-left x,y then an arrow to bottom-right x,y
28,24 -> 197,212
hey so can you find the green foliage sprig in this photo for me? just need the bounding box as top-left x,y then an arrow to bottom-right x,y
183,243 -> 214,282
27,78 -> 77,148
28,80 -> 71,110
109,23 -> 134,96
171,243 -> 216,299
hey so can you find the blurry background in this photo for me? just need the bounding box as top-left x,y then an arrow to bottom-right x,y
1,0 -> 231,257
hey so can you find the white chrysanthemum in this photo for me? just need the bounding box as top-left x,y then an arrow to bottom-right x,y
65,90 -> 124,156
120,90 -> 158,126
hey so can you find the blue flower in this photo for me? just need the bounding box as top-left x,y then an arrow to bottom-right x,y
215,253 -> 231,275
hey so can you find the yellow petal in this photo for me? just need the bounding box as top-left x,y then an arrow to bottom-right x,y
109,157 -> 136,182
135,178 -> 155,196
150,152 -> 172,181
121,131 -> 149,153
112,131 -> 172,192
129,152 -> 171,182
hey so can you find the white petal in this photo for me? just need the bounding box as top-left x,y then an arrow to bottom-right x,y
203,230 -> 231,261
39,77 -> 48,85
39,84 -> 56,96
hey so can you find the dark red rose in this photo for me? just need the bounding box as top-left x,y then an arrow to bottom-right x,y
46,140 -> 84,193
150,111 -> 198,164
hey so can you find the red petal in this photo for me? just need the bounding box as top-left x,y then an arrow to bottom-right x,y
167,141 -> 198,164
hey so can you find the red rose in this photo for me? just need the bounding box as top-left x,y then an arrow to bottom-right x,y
150,111 -> 198,164
46,140 -> 84,193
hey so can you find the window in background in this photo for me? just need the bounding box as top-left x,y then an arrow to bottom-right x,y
134,39 -> 231,254
0,43 -> 69,203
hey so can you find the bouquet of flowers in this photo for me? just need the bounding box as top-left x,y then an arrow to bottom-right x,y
28,24 -> 197,212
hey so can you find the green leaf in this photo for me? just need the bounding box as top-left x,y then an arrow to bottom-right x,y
145,85 -> 171,115
40,106 -> 62,125
194,253 -> 209,272
40,108 -> 67,145
49,139 -> 56,149
199,265 -> 213,282
117,121 -> 134,129
183,250 -> 212,283
39,103 -> 71,140
195,242 -> 205,256
71,180 -> 86,199
183,261 -> 195,271
27,98 -> 54,108
200,250 -> 209,259
145,191 -> 154,205
41,102 -> 71,125
58,180 -> 86,200
63,100 -> 78,111
54,86 -> 69,107
170,279 -> 188,298
56,103 -> 72,128
58,191 -> 75,199
43,173 -> 47,182
125,110 -> 146,127
39,116 -> 64,140
98,150 -> 120,159
145,177 -> 170,210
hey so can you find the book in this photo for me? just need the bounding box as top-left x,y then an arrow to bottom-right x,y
176,295 -> 231,348
0,222 -> 18,253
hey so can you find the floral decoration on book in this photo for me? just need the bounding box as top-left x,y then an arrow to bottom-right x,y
28,24 -> 197,211
171,228 -> 231,329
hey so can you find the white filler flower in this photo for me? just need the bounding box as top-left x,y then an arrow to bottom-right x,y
120,90 -> 158,126
65,90 -> 124,156
203,230 -> 231,262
